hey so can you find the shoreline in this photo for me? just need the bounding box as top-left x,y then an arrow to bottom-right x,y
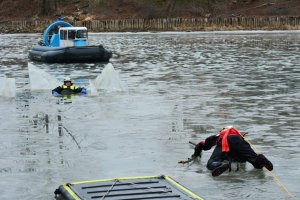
3,30 -> 300,36
1,16 -> 300,34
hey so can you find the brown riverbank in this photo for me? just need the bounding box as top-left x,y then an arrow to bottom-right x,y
1,16 -> 300,34
1,0 -> 300,33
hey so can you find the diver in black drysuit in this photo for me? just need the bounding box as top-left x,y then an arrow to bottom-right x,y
192,127 -> 273,176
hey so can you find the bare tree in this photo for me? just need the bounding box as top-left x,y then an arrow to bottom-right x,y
38,0 -> 59,15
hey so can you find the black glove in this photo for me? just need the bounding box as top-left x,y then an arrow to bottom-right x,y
193,142 -> 203,158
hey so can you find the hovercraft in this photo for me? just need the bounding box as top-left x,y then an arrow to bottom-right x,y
29,20 -> 112,63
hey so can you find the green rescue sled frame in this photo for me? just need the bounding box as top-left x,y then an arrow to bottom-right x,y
55,175 -> 204,200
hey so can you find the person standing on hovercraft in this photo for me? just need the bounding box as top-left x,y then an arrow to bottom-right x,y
52,77 -> 87,96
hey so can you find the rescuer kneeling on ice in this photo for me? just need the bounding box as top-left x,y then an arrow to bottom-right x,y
189,126 -> 273,176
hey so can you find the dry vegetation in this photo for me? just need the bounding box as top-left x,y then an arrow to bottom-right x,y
0,0 -> 299,21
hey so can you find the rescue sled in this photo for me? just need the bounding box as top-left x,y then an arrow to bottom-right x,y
54,175 -> 204,200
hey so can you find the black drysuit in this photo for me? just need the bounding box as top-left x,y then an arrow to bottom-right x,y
193,128 -> 273,173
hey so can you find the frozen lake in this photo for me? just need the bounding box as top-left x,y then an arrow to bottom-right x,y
0,31 -> 300,199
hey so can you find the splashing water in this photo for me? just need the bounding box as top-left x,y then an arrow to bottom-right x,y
0,77 -> 16,98
28,63 -> 59,91
93,63 -> 126,92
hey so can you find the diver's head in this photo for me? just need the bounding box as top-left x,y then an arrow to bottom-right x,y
63,77 -> 72,86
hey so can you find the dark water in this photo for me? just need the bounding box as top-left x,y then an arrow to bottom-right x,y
0,31 -> 300,200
